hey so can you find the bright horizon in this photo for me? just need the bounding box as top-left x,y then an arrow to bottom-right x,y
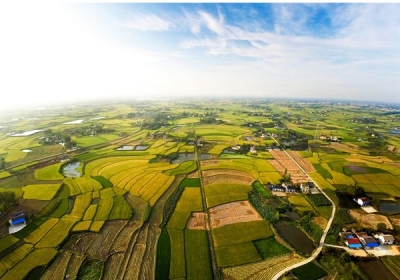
1,2 -> 400,110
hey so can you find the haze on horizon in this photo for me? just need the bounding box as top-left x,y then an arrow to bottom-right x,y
1,2 -> 400,110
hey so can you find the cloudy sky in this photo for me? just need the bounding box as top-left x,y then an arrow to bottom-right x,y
1,2 -> 400,109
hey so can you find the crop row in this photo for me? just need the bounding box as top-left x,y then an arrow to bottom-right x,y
222,253 -> 304,280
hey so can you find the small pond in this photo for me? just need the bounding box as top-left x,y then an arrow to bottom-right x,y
116,145 -> 134,151
62,161 -> 82,178
135,145 -> 149,151
245,136 -> 252,141
222,148 -> 236,154
379,202 -> 400,215
274,222 -> 315,255
171,153 -> 212,163
284,211 -> 301,221
389,129 -> 400,135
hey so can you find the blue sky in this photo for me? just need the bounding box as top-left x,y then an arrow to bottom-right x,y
1,3 -> 400,109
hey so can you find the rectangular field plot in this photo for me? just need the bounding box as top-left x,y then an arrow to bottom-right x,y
168,229 -> 186,279
24,218 -> 59,244
70,192 -> 92,218
288,195 -> 314,213
72,221 -> 92,232
253,236 -> 291,259
0,244 -> 33,269
109,196 -> 132,220
184,230 -> 213,280
205,183 -> 252,208
36,219 -> 77,248
22,184 -> 61,200
1,248 -> 57,280
34,163 -> 64,180
212,220 -> 273,247
215,242 -> 262,268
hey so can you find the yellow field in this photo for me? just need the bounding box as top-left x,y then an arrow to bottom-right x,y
22,184 -> 61,200
36,219 -> 77,248
24,218 -> 59,245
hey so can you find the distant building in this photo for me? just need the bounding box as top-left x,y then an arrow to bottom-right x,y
355,197 -> 370,207
346,238 -> 363,249
377,234 -> 395,245
271,184 -> 285,192
9,211 -> 27,234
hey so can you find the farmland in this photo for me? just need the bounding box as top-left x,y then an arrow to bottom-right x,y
1,99 -> 400,279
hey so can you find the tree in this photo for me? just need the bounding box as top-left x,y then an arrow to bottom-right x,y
0,157 -> 5,170
377,222 -> 387,232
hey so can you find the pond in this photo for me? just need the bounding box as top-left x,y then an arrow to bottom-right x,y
135,145 -> 149,151
274,222 -> 315,255
284,211 -> 301,221
379,202 -> 400,215
222,148 -> 236,154
62,161 -> 82,178
170,153 -> 212,163
116,145 -> 134,151
389,129 -> 400,135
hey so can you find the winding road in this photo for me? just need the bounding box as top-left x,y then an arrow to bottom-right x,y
270,136 -> 337,280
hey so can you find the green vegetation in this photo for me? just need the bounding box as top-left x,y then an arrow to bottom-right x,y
212,221 -> 273,247
306,194 -> 332,206
253,236 -> 291,259
34,163 -> 64,180
155,229 -> 171,280
184,230 -> 213,280
248,190 -> 279,222
179,178 -> 201,188
77,259 -> 104,280
1,99 -> 400,279
22,183 -> 61,200
292,262 -> 327,280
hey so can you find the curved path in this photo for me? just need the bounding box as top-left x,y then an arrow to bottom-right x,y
270,136 -> 337,280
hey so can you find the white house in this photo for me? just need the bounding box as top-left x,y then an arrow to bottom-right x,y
355,197 -> 370,207
377,234 -> 395,245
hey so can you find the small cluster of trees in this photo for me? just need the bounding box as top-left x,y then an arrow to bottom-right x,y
0,191 -> 16,212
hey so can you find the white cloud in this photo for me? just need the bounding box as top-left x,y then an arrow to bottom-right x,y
120,13 -> 173,31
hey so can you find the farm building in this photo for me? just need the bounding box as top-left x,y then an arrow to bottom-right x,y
346,238 -> 363,249
285,185 -> 297,193
8,211 -> 27,234
377,234 -> 395,245
300,183 -> 309,193
355,197 -> 370,207
309,187 -> 320,194
270,184 -> 285,192
357,233 -> 380,248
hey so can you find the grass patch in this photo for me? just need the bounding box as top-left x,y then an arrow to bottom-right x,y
155,228 -> 171,280
314,164 -> 333,179
92,175 -> 113,188
49,198 -> 69,218
77,259 -> 104,280
179,178 -> 201,188
292,262 -> 327,280
253,236 -> 291,259
252,180 -> 271,198
109,195 -> 132,220
215,242 -> 262,267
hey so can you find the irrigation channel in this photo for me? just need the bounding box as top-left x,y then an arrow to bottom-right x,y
269,134 -> 337,280
193,127 -> 220,279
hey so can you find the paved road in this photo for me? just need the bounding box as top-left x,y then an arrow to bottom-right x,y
270,137 -> 337,280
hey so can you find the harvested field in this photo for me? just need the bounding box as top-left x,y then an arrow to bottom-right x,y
186,212 -> 206,230
349,210 -> 393,230
209,201 -> 262,228
268,150 -> 309,184
202,169 -> 254,185
288,151 -> 316,173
